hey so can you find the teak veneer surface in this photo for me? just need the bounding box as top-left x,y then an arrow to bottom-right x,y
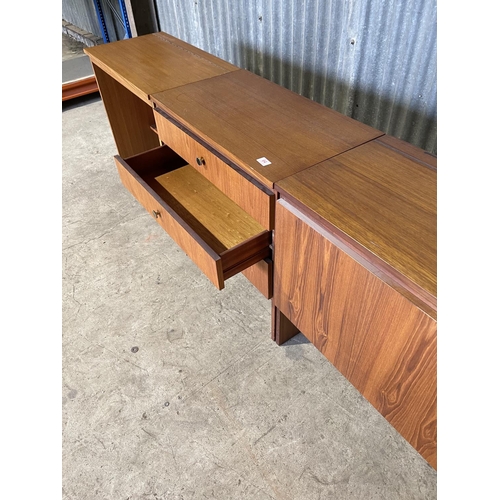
276,138 -> 437,315
154,165 -> 266,253
274,200 -> 437,469
377,134 -> 437,169
84,32 -> 238,104
92,64 -> 160,158
242,258 -> 273,299
115,148 -> 224,288
151,70 -> 384,188
154,108 -> 274,230
115,146 -> 271,289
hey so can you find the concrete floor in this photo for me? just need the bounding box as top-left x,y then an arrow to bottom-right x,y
62,93 -> 437,499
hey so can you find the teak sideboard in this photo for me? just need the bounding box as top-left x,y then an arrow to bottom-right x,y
84,32 -> 437,469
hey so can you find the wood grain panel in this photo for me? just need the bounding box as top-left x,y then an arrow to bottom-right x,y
115,152 -> 224,288
151,69 -> 384,188
155,166 -> 266,252
377,135 -> 437,170
274,200 -> 437,469
93,64 -> 160,158
242,258 -> 273,299
275,139 -> 437,314
220,232 -> 271,276
155,108 -> 274,229
84,32 -> 237,104
114,146 -> 271,290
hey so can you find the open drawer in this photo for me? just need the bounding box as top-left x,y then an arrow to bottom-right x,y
114,145 -> 272,289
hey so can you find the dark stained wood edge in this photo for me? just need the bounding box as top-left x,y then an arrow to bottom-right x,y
272,302 -> 300,344
275,196 -> 437,320
223,247 -> 272,281
268,195 -> 276,233
62,76 -> 99,101
114,154 -> 222,263
122,144 -> 186,176
152,106 -> 275,197
220,231 -> 272,271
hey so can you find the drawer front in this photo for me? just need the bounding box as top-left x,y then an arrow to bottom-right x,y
154,107 -> 274,230
114,146 -> 271,290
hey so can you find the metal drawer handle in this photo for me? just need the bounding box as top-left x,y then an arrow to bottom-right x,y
196,157 -> 206,166
152,210 -> 161,219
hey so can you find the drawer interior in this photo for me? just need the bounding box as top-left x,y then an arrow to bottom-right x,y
154,165 -> 266,254
120,145 -> 271,284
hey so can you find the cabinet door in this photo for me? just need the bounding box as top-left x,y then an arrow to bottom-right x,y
274,199 -> 437,469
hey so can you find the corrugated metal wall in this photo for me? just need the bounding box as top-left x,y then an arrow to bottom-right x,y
63,0 -> 101,38
155,0 -> 437,154
62,0 -> 128,42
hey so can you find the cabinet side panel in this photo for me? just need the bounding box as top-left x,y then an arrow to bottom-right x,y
93,64 -> 160,158
274,200 -> 437,469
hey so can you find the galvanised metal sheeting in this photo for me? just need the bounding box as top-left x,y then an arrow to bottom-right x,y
63,0 -> 102,38
155,0 -> 437,154
63,0 -> 128,42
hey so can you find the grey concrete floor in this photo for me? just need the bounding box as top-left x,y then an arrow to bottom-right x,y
62,95 -> 437,499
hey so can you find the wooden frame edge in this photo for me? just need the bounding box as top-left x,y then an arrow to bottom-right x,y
62,76 -> 99,102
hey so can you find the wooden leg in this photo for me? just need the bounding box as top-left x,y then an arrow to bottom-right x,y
272,301 -> 299,345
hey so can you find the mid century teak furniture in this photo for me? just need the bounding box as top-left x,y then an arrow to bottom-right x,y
84,32 -> 437,469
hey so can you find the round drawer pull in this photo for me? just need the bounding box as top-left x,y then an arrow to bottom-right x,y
196,157 -> 206,166
152,210 -> 161,219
